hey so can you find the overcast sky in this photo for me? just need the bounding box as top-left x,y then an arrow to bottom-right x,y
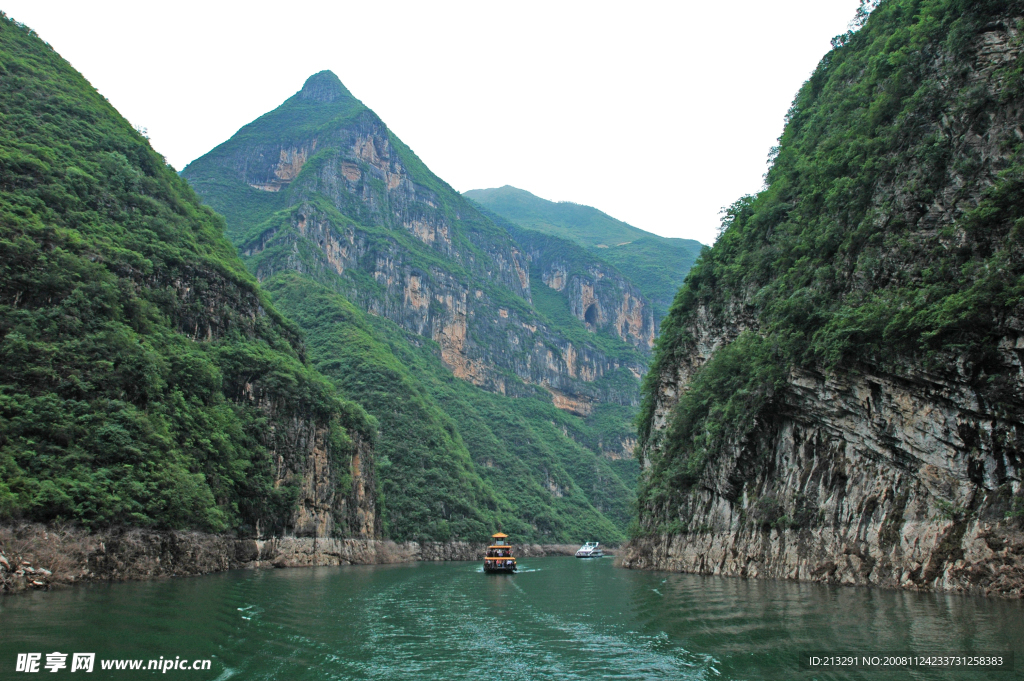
6,1 -> 862,244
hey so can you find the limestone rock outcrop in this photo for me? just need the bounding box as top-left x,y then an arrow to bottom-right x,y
627,357 -> 1024,596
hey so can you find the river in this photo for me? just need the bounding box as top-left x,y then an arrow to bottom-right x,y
1,556 -> 1021,679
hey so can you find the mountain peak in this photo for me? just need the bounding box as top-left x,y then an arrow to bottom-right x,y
298,70 -> 350,103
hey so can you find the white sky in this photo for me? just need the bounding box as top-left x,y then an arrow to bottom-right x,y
6,1 -> 862,244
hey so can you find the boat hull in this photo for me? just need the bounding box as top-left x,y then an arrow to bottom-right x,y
575,542 -> 603,558
483,563 -> 517,573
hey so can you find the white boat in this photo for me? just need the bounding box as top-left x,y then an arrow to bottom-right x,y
575,541 -> 603,558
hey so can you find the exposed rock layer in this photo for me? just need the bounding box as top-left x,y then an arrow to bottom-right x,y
153,253 -> 379,541
625,359 -> 1024,597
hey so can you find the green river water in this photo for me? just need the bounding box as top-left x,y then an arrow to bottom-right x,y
1,556 -> 1021,680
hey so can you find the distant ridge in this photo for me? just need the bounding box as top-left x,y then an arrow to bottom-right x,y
464,185 -> 653,247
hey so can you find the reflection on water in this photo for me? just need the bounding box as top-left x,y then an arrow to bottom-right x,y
1,557 -> 1021,680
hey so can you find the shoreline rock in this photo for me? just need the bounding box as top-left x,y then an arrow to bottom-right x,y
0,524 -> 614,595
622,521 -> 1024,599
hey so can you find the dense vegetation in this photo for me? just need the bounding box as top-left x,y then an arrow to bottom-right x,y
0,16 -> 373,535
637,0 -> 1024,527
183,73 -> 638,543
465,186 -> 704,320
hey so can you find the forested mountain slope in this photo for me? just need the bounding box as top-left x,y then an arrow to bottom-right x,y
464,186 -> 704,321
0,15 -> 378,540
626,0 -> 1024,595
182,73 -> 642,542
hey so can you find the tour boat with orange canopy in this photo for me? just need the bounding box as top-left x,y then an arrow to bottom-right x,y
483,533 -> 517,573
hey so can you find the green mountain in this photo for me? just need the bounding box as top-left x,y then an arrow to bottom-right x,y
625,0 -> 1024,595
464,186 -> 704,320
0,16 -> 377,540
182,72 -> 648,543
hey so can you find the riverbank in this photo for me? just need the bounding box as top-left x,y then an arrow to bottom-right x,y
0,524 -> 614,594
622,521 -> 1024,599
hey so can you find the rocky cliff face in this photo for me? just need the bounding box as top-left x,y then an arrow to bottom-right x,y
627,1 -> 1024,596
243,202 -> 645,410
183,72 -> 649,415
165,267 -> 380,541
260,404 -> 377,540
514,227 -> 656,350
157,265 -> 379,540
627,356 -> 1024,595
464,185 -> 705,324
